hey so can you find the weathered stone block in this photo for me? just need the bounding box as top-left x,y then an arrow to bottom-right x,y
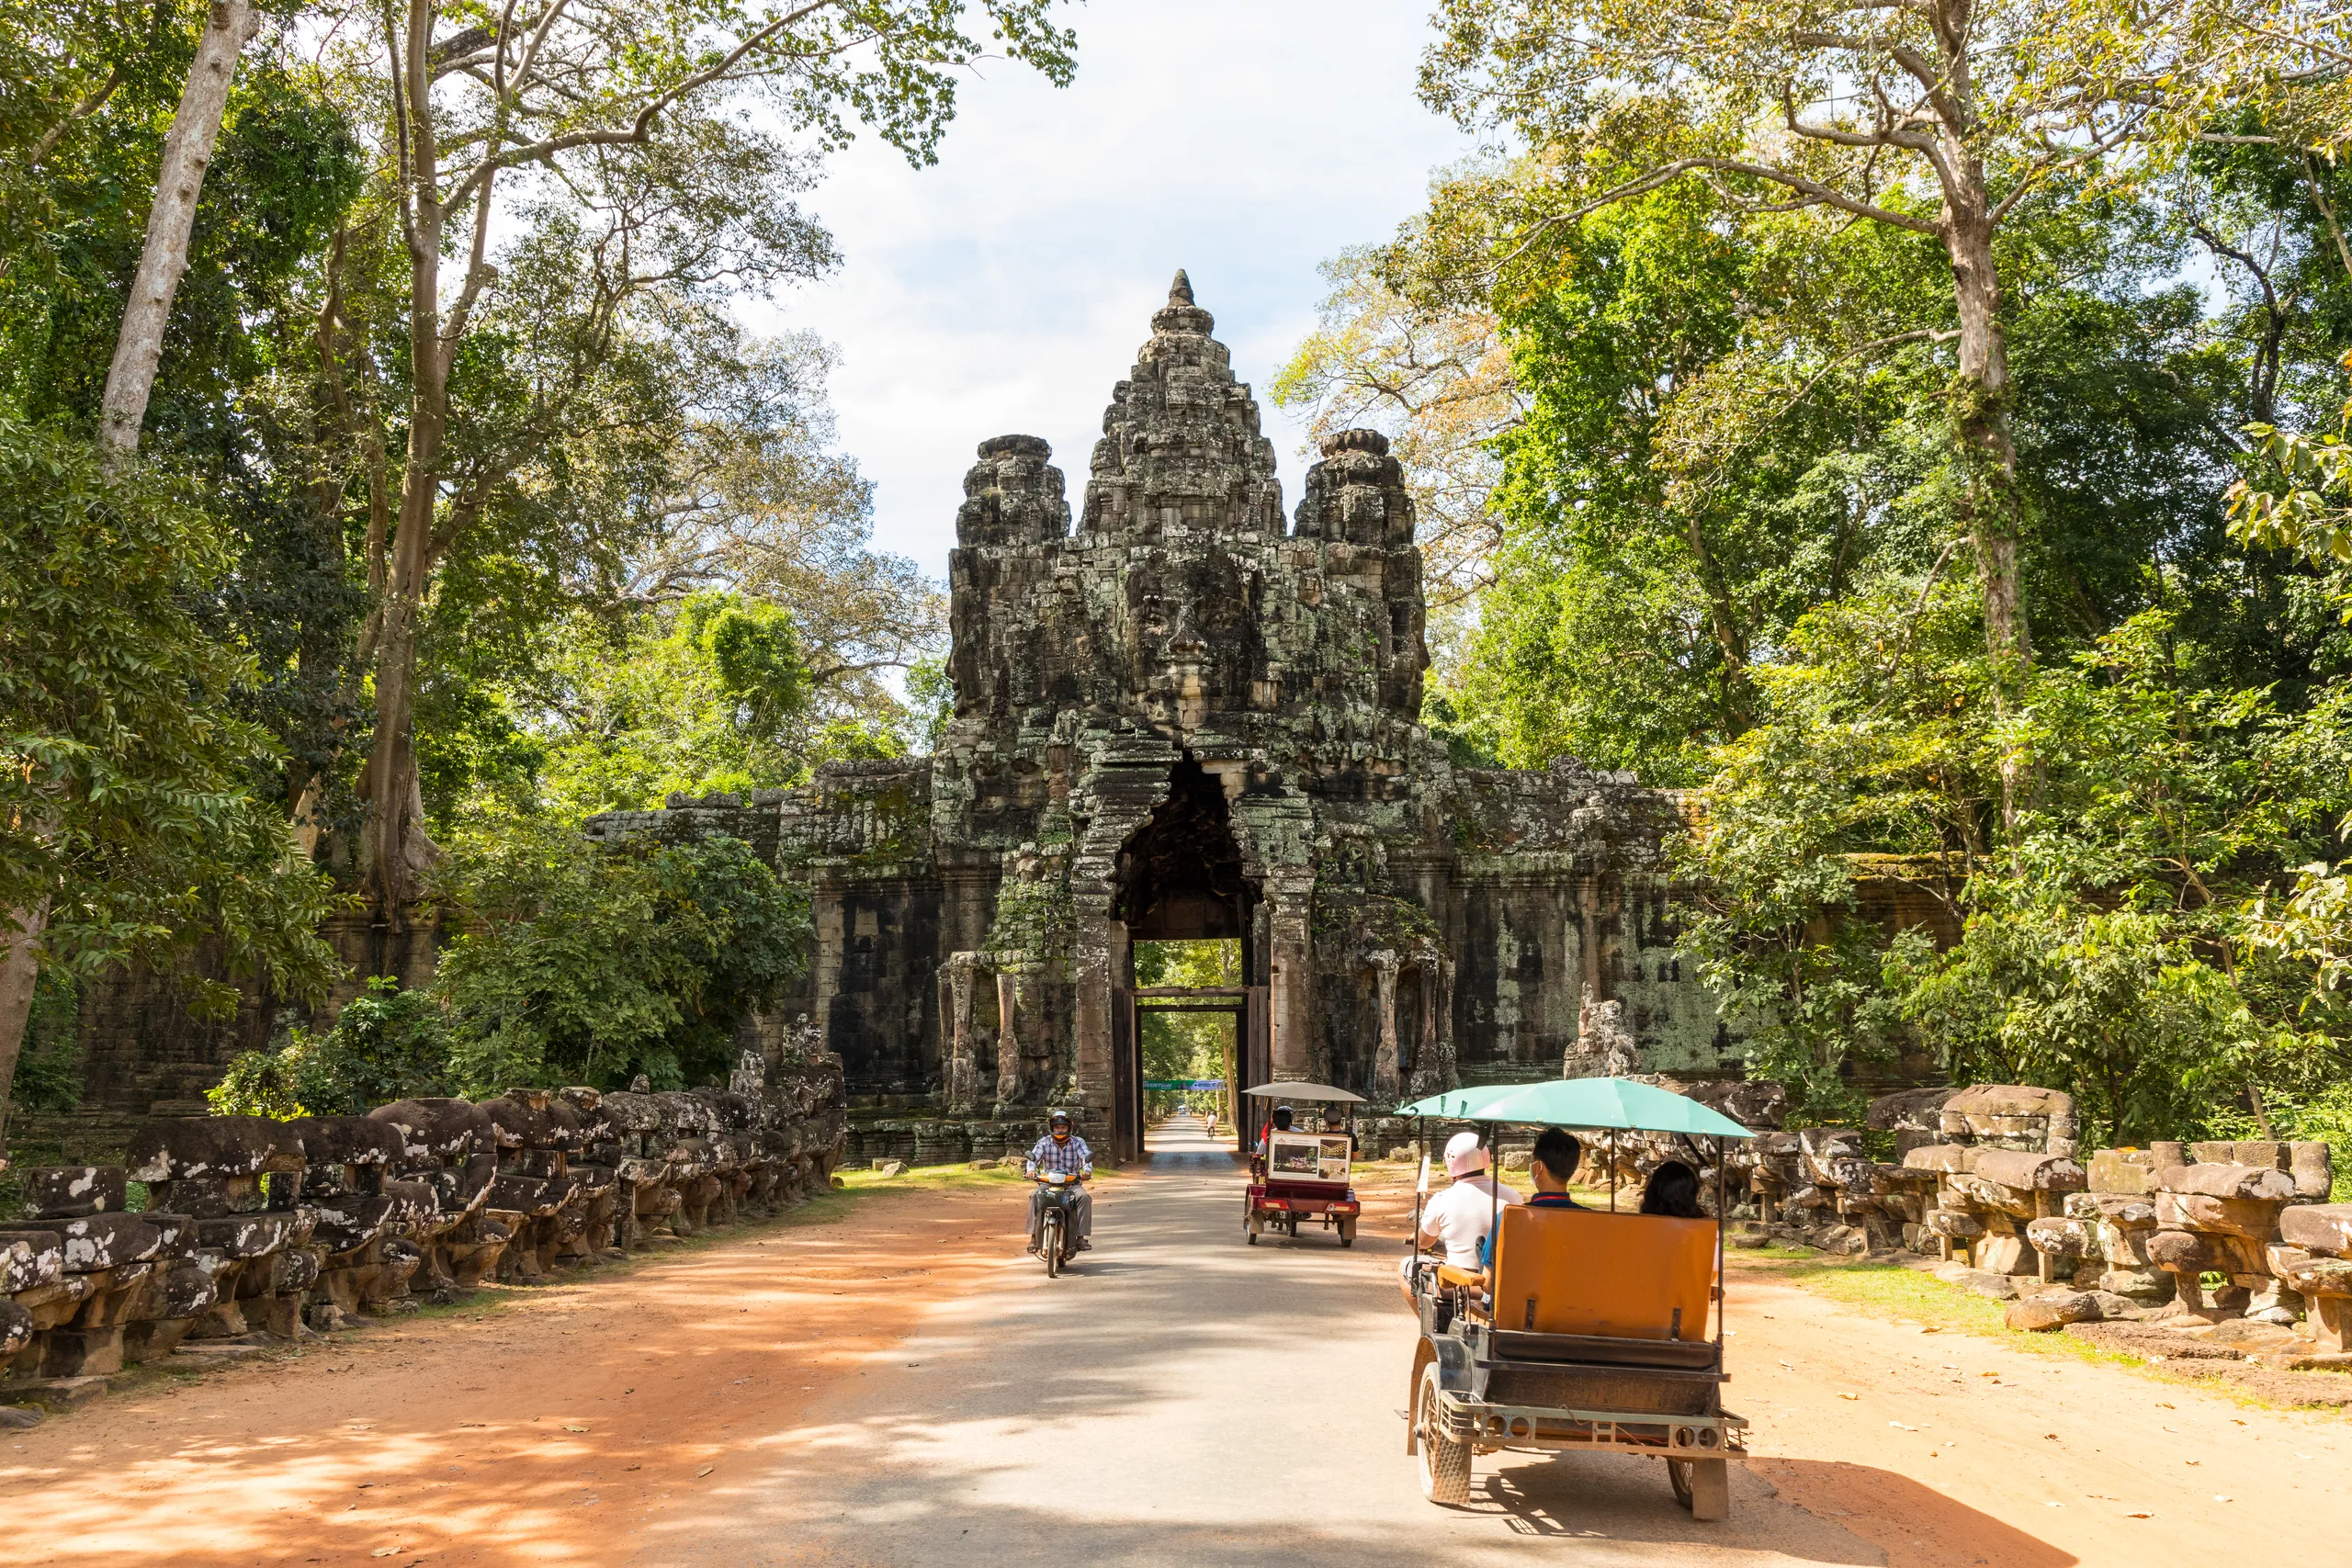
1970,1150 -> 2086,1191
2154,1190 -> 2287,1240
2087,1149 -> 2154,1194
2280,1203 -> 2352,1258
0,1229 -> 62,1293
126,1116 -> 285,1183
2007,1292 -> 2098,1331
2157,1162 -> 2296,1201
17,1167 -> 125,1219
2026,1216 -> 2087,1258
1975,1235 -> 2029,1274
51,1213 -> 163,1272
2098,1269 -> 2172,1303
39,1325 -> 124,1379
2288,1142 -> 2334,1201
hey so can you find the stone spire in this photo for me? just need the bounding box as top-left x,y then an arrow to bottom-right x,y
1080,271 -> 1283,538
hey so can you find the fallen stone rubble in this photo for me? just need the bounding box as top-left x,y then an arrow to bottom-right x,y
0,1047 -> 845,1418
1732,1082 -> 2351,1374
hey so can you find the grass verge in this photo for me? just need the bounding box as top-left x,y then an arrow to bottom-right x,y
1747,1255 -> 2352,1414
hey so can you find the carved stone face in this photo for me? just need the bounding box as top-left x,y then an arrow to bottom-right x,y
1121,547 -> 1257,734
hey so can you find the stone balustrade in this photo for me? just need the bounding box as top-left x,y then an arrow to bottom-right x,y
0,1049 -> 845,1416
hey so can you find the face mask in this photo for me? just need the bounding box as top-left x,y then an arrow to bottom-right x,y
1052,1128 -> 1069,1141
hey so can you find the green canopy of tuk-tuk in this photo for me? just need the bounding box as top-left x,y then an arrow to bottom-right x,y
1386,1083 -> 1522,1121
1396,1077 -> 1754,1138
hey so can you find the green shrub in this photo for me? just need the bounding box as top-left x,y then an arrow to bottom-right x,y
433,823 -> 808,1094
205,1049 -> 306,1119
280,976 -> 456,1113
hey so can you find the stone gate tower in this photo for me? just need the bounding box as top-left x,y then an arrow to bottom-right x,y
591,274 -> 1736,1163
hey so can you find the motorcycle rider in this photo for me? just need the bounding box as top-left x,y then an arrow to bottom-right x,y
1023,1109 -> 1094,1255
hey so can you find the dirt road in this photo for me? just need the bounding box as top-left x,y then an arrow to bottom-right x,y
4,1117 -> 2347,1566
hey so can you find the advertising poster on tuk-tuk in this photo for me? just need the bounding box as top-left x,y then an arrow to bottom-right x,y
1267,1132 -> 1351,1183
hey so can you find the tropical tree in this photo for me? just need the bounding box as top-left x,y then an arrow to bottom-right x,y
0,421 -> 344,1138
1417,0 -> 2350,817
335,0 -> 1075,914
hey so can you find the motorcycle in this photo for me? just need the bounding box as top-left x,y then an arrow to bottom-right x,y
1035,1170 -> 1084,1276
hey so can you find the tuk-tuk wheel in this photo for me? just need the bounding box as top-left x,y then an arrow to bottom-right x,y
1669,1457 -> 1729,1521
1415,1362 -> 1471,1505
1338,1217 -> 1358,1247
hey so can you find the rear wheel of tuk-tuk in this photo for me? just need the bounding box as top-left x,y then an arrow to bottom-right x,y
1415,1362 -> 1471,1505
1668,1457 -> 1729,1520
1337,1216 -> 1357,1247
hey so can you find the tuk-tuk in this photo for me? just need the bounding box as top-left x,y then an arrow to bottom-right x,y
1397,1077 -> 1752,1519
1241,1080 -> 1363,1247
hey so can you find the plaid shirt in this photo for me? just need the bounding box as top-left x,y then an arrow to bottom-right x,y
1025,1133 -> 1093,1178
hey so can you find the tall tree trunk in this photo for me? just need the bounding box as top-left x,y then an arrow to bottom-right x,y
97,0 -> 261,464
1944,200 -> 2028,669
359,0 -> 448,915
1941,166 -> 2032,837
0,897 -> 51,1149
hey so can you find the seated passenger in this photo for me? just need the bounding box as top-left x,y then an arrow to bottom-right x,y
1640,1157 -> 1708,1219
1256,1103 -> 1295,1155
1417,1130 -> 1521,1269
1318,1103 -> 1355,1155
1478,1127 -> 1582,1272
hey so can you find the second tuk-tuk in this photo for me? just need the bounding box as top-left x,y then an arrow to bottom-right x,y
1240,1080 -> 1363,1247
1396,1077 -> 1752,1519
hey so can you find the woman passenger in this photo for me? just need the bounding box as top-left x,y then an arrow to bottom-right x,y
1639,1158 -> 1707,1219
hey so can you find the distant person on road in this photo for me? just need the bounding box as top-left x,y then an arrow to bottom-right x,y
1023,1110 -> 1094,1255
1640,1158 -> 1708,1219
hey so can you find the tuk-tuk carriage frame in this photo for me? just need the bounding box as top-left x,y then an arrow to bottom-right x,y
1398,1078 -> 1752,1520
1240,1081 -> 1363,1247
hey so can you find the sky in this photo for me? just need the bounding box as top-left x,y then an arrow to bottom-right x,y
752,1 -> 1478,584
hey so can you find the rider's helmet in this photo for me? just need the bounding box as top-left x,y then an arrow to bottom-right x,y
1048,1109 -> 1072,1139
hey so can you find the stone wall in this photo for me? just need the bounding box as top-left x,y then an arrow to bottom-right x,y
0,1045 -> 846,1414
70,909 -> 447,1119
1734,1083 -> 2351,1368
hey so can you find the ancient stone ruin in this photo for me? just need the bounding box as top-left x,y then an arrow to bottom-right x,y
588,273 -> 1735,1162
1720,1083 -> 2352,1373
0,1045 -> 844,1416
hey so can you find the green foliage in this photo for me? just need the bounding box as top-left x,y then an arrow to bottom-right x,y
277,977 -> 456,1116
432,824 -> 809,1094
1135,941 -> 1238,1111
1422,176 -> 2255,782
204,1049 -> 306,1121
1679,587 -> 2352,1143
8,970 -> 83,1115
902,657 -> 955,753
0,420 -> 345,1010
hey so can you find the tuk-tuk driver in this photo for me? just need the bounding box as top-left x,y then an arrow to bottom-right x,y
1023,1110 -> 1093,1255
1417,1130 -> 1521,1269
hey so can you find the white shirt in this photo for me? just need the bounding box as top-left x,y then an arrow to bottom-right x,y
1419,1175 -> 1522,1267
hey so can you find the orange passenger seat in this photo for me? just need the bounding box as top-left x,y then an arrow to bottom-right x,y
1489,1205 -> 1718,1340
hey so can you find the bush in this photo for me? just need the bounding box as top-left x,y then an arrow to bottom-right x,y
433,822 -> 808,1094
279,976 -> 456,1113
205,1049 -> 305,1119
204,977 -> 455,1118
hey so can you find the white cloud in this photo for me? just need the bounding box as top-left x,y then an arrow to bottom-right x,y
746,1 -> 1474,581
